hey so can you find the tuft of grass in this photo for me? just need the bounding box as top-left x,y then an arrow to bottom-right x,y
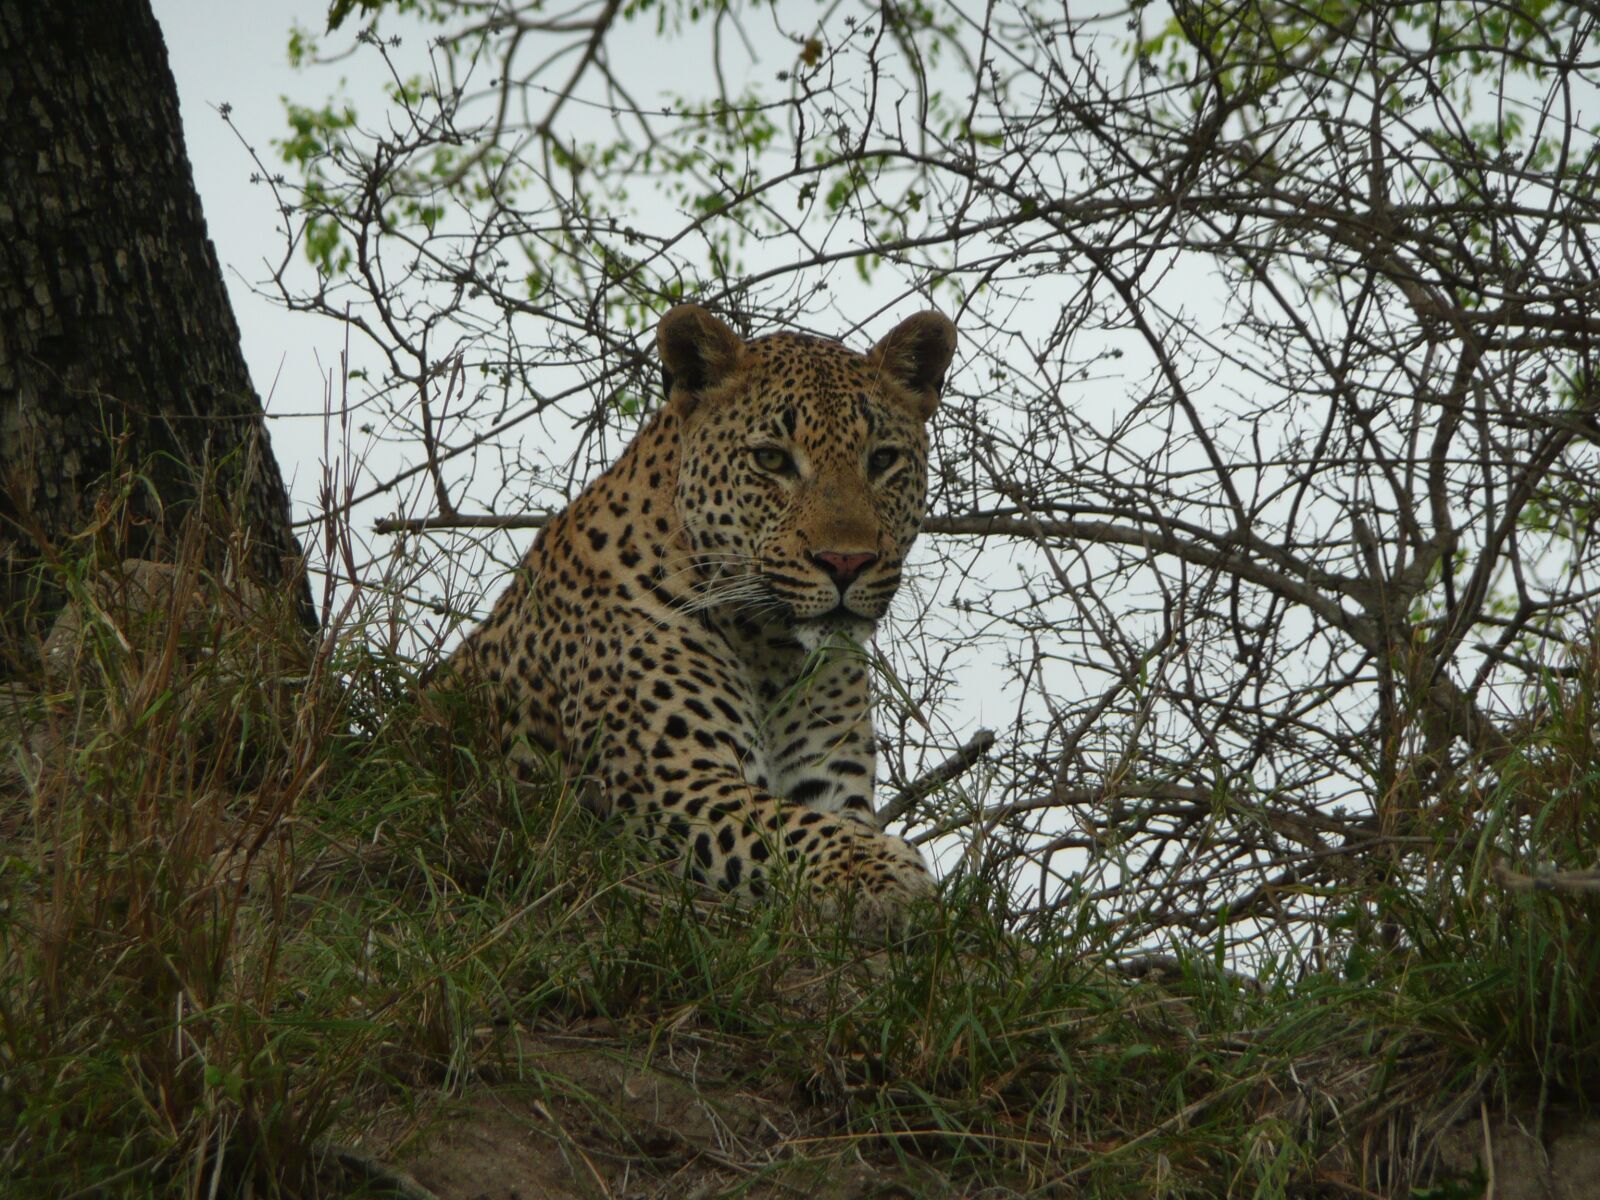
1370,645 -> 1600,1110
2,541 -> 343,1196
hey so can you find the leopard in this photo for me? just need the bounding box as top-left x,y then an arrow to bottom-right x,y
445,303 -> 958,933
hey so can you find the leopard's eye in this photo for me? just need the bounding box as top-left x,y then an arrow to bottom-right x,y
868,448 -> 901,476
750,446 -> 796,475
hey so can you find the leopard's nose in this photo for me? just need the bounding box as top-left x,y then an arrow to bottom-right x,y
810,550 -> 878,589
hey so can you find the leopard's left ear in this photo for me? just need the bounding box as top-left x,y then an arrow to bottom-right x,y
867,310 -> 957,420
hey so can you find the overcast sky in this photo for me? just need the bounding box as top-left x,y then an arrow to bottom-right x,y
155,0 -> 384,515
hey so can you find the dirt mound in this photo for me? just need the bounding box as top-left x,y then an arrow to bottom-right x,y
371,1031 -> 965,1199
1433,1111 -> 1600,1200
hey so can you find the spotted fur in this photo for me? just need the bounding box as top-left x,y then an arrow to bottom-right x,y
448,305 -> 958,932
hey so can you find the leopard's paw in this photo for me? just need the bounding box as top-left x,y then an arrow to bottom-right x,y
812,825 -> 936,942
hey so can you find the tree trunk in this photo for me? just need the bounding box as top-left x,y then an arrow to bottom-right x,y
0,0 -> 315,663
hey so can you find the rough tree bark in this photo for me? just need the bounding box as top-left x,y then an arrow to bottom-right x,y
0,0 -> 314,662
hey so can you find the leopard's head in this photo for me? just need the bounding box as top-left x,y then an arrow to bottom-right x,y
659,304 -> 956,649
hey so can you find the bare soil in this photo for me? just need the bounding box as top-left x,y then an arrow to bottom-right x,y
350,1025 -> 1600,1200
366,1030 -> 968,1200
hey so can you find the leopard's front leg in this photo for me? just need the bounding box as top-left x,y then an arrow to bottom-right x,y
590,694 -> 934,932
762,640 -> 882,827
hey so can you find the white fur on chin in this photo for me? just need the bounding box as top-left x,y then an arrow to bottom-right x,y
793,614 -> 876,653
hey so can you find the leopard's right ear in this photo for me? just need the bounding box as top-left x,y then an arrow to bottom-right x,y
657,305 -> 745,412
